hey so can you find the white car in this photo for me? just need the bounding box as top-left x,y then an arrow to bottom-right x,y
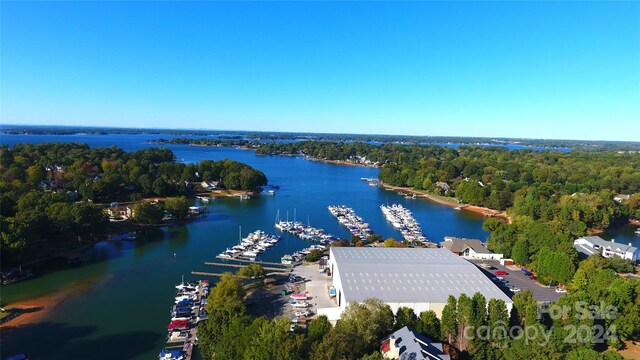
555,288 -> 568,294
510,287 -> 522,292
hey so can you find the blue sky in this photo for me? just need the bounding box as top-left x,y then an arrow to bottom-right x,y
1,1 -> 639,140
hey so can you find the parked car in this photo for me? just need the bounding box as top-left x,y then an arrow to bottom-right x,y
510,287 -> 522,292
555,288 -> 568,294
494,270 -> 509,276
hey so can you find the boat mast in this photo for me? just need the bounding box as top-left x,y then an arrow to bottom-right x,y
294,208 -> 297,223
239,226 -> 242,243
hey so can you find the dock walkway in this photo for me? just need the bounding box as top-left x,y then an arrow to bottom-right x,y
162,280 -> 208,360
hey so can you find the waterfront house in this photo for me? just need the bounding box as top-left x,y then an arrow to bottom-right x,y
380,326 -> 450,360
573,236 -> 638,263
442,236 -> 503,260
200,180 -> 220,190
107,205 -> 134,220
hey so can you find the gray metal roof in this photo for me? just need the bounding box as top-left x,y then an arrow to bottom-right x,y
331,247 -> 512,304
442,236 -> 492,254
579,236 -> 637,253
384,326 -> 450,360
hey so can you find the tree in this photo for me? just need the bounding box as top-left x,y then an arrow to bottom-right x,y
26,165 -> 46,185
366,234 -> 382,243
244,317 -> 303,360
200,272 -> 247,357
569,268 -> 588,292
359,352 -> 385,360
416,310 -> 441,341
238,263 -> 265,278
441,295 -> 458,345
302,315 -> 332,357
487,298 -> 509,359
395,306 -> 418,330
384,238 -> 399,247
512,238 -> 529,265
456,293 -> 474,352
314,298 -> 394,359
132,202 -> 164,224
164,196 -> 190,220
305,249 -> 324,262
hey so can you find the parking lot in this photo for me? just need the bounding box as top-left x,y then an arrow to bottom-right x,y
468,259 -> 562,303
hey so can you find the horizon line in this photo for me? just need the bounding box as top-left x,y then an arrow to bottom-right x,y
1,123 -> 639,145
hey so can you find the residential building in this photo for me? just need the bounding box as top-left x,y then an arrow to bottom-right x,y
573,236 -> 638,263
442,236 -> 503,260
381,326 -> 450,360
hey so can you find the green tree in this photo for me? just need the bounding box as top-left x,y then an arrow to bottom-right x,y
244,317 -> 303,360
305,249 -> 324,262
132,202 -> 164,224
238,263 -> 265,278
512,238 -> 529,266
441,295 -> 458,345
384,238 -> 399,247
416,310 -> 441,341
394,306 -> 418,330
164,196 -> 190,220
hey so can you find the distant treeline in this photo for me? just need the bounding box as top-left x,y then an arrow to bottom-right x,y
4,125 -> 640,151
0,143 -> 267,263
259,140 -> 640,286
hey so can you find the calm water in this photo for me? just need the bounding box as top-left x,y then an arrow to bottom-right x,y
0,134 -> 628,359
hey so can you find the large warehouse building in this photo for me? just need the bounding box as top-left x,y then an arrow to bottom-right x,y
319,247 -> 512,321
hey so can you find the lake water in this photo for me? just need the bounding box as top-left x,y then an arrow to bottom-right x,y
0,134 -> 631,359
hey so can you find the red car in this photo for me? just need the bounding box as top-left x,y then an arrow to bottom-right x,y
494,270 -> 509,276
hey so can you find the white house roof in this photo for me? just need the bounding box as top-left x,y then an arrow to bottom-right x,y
330,247 -> 512,304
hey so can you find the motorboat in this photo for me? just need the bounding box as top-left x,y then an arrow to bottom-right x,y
159,349 -> 185,360
290,301 -> 309,308
167,320 -> 190,331
290,292 -> 308,300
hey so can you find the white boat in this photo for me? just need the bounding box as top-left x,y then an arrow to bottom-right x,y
290,301 -> 309,308
218,253 -> 232,259
267,190 -> 276,196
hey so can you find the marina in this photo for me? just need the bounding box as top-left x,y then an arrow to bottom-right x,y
217,228 -> 280,261
327,205 -> 373,241
380,204 -> 430,244
274,210 -> 337,245
158,279 -> 209,360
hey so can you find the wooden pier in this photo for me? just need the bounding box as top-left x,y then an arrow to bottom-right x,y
204,261 -> 292,272
163,280 -> 208,360
216,256 -> 293,268
192,271 -> 290,278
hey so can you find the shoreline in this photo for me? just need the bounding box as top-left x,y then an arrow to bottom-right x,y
380,183 -> 512,223
0,280 -> 95,337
